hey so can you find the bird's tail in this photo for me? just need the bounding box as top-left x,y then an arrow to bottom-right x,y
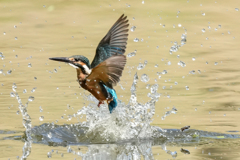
108,91 -> 117,113
103,85 -> 118,113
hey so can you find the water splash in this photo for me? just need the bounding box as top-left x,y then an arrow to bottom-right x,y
11,83 -> 33,159
9,74 -> 240,159
71,72 -> 162,143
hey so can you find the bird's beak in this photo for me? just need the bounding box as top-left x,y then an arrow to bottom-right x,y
49,57 -> 72,63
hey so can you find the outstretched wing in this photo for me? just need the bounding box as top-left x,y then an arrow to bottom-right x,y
86,55 -> 126,89
91,14 -> 129,69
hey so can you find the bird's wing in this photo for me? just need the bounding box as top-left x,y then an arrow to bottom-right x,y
91,14 -> 129,69
86,55 -> 126,89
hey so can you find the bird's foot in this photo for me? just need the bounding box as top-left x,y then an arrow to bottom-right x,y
98,101 -> 104,107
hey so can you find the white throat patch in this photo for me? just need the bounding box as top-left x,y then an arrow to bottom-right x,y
69,63 -> 92,75
83,65 -> 92,75
68,63 -> 78,69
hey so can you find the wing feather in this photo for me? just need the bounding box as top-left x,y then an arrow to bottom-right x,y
91,14 -> 129,69
86,55 -> 126,89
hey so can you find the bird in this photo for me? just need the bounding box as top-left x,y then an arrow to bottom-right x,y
49,14 -> 129,113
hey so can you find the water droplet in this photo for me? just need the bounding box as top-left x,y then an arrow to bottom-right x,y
23,89 -> 27,93
235,8 -> 239,11
170,44 -> 178,53
167,61 -> 171,65
195,108 -> 197,111
16,110 -> 20,115
39,116 -> 44,121
142,0 -> 144,4
137,63 -> 145,70
218,25 -> 221,28
162,70 -> 167,74
141,74 -> 149,82
174,82 -> 178,85
7,70 -> 12,74
192,57 -> 196,61
54,69 -> 57,73
3,32 -> 6,35
185,86 -> 189,90
178,24 -> 182,27
28,63 -> 32,68
146,84 -> 150,89
170,151 -> 177,158
189,70 -> 195,74
43,5 -> 46,8
198,70 -> 201,74
15,37 -> 18,40
10,92 -> 15,97
206,61 -> 208,64
48,132 -> 52,138
34,77 -> 37,80
202,28 -> 206,33
133,38 -> 139,42
178,61 -> 186,67
47,152 -> 52,158
12,83 -> 17,92
15,55 -> 18,58
130,26 -> 136,32
14,25 -> 17,28
31,87 -> 36,93
202,13 -> 205,16
214,62 -> 218,65
127,50 -> 136,57
28,96 -> 34,102
223,114 -> 226,116
39,106 -> 43,112
215,28 -> 218,31
150,84 -> 159,94
0,69 -> 3,74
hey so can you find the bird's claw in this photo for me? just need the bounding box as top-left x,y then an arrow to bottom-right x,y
98,101 -> 104,107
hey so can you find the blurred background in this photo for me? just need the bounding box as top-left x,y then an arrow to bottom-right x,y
0,0 -> 240,159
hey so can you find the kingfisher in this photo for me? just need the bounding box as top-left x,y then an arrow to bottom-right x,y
49,14 -> 129,113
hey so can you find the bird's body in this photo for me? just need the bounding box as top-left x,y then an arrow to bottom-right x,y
49,15 -> 129,113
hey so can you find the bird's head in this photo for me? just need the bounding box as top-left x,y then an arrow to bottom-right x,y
49,55 -> 91,74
